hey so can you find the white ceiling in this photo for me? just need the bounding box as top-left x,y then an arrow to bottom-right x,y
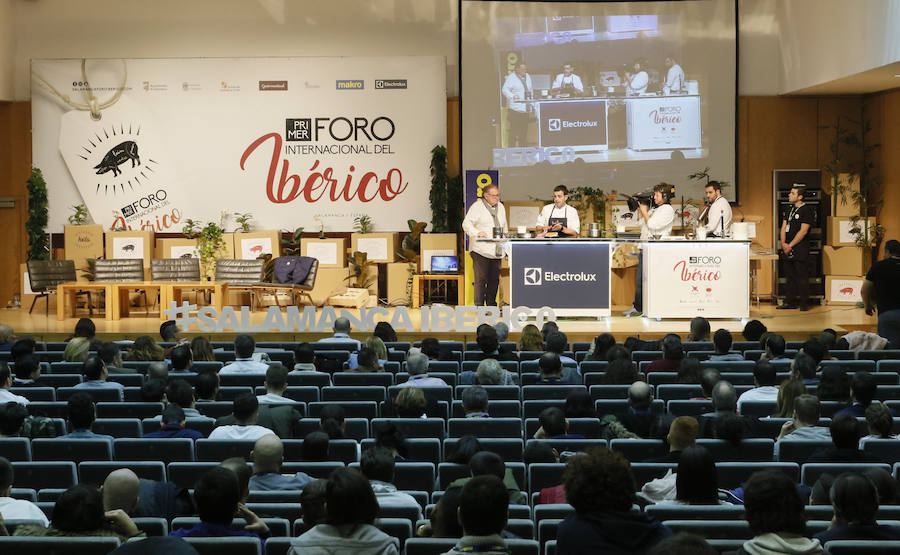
787,60 -> 900,95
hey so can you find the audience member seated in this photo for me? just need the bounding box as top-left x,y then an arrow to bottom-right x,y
602,358 -> 642,385
773,378 -> 808,418
359,447 -> 423,521
670,446 -> 726,505
0,455 -> 49,525
536,352 -> 580,385
800,338 -> 827,366
217,381 -> 301,438
64,336 -> 91,363
348,336 -> 388,370
606,344 -> 632,364
0,325 -> 15,352
10,337 -> 36,364
762,333 -> 790,363
737,361 -> 779,413
557,447 -> 671,554
99,342 -> 131,375
545,331 -> 577,367
143,404 -> 204,439
689,367 -> 721,399
471,325 -> 517,362
0,365 -> 29,406
10,353 -> 40,387
444,435 -> 483,466
774,394 -> 831,459
140,379 -> 166,403
834,371 -> 878,418
298,478 -> 328,531
169,466 -> 269,542
166,379 -> 210,420
862,402 -> 898,442
461,385 -> 490,418
102,468 -> 193,522
220,457 -> 252,503
808,413 -> 885,463
710,329 -> 743,361
442,475 -> 510,554
446,451 -> 526,505
315,317 -> 362,350
677,357 -> 703,384
257,364 -> 299,405
63,392 -> 114,442
541,321 -> 559,343
169,344 -> 193,373
416,486 -> 462,538
159,320 -> 182,343
419,337 -> 442,360
249,434 -> 313,490
864,467 -> 900,505
73,354 -> 126,401
350,347 -> 383,372
645,416 -> 698,463
303,431 -> 330,461
494,322 -> 515,355
14,484 -> 142,542
459,358 -> 517,386
397,352 -> 447,388
0,402 -> 28,437
127,335 -> 165,361
817,366 -> 851,402
618,381 -> 655,438
647,335 -> 684,373
533,407 -> 585,440
194,371 -> 219,402
373,421 -> 409,461
742,319 -> 767,342
727,469 -> 822,555
391,386 -> 429,418
319,404 -> 346,439
147,361 -> 169,384
190,336 -> 215,362
813,472 -> 900,543
648,532 -> 718,555
289,467 -> 399,554
698,381 -> 754,438
585,333 -> 616,362
688,317 -> 711,342
518,324 -> 543,352
208,393 -> 274,441
564,389 -> 597,418
291,342 -> 320,373
220,334 -> 269,375
790,352 -> 819,387
372,321 -> 398,344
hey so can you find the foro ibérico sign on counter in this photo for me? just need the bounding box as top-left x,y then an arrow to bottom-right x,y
643,240 -> 749,319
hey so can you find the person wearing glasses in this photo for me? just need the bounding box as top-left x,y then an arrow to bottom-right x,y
462,184 -> 508,306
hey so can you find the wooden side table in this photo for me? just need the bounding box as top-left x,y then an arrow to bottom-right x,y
56,282 -> 113,321
162,281 -> 229,316
412,274 -> 465,308
108,282 -> 163,320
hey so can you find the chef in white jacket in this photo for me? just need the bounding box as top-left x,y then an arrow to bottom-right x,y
624,183 -> 676,317
501,62 -> 533,147
625,59 -> 649,96
664,56 -> 685,95
462,184 -> 508,306
703,180 -> 733,237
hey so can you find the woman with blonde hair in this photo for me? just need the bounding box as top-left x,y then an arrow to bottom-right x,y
519,324 -> 544,352
63,337 -> 91,362
772,378 -> 808,418
126,335 -> 164,361
348,336 -> 388,370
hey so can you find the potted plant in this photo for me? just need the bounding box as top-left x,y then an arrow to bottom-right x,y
26,168 -> 50,261
392,219 -> 428,306
182,216 -> 228,279
430,145 -> 463,233
345,251 -> 377,289
233,212 -> 253,233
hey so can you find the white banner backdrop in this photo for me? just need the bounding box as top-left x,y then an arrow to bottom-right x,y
31,57 -> 447,233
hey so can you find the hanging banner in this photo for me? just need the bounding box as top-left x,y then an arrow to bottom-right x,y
32,57 -> 446,233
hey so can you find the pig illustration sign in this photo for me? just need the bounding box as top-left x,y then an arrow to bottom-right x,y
239,237 -> 273,260
827,277 -> 863,305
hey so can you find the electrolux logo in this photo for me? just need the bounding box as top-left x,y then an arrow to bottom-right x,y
548,118 -> 599,132
336,79 -> 364,90
524,267 -> 542,285
548,119 -> 561,132
375,79 -> 408,89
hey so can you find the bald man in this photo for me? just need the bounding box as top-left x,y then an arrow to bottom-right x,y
248,434 -> 313,491
619,381 -> 654,438
102,468 -> 193,520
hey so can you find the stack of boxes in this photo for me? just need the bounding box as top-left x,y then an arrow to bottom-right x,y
823,174 -> 875,305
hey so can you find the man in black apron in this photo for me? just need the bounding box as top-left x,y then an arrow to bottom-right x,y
779,185 -> 814,310
535,185 -> 580,238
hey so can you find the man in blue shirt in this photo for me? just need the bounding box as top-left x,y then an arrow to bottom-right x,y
315,317 -> 361,350
62,391 -> 114,442
709,329 -> 744,361
537,352 -> 579,385
248,434 -> 313,491
220,334 -> 269,375
834,371 -> 878,418
73,354 -> 125,401
144,404 -> 204,440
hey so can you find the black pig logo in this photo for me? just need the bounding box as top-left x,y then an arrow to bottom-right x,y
94,141 -> 140,177
179,253 -> 194,259
121,244 -> 135,252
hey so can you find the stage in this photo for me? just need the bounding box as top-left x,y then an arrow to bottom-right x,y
0,302 -> 878,343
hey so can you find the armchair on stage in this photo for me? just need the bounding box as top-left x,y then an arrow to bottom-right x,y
215,258 -> 266,308
26,259 -> 81,316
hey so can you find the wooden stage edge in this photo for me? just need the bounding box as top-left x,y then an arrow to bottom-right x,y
0,303 -> 878,343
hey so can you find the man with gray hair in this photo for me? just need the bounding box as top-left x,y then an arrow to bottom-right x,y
699,380 -> 755,438
396,351 -> 448,388
458,358 -> 516,386
147,361 -> 169,383
462,385 -> 490,418
316,317 -> 361,350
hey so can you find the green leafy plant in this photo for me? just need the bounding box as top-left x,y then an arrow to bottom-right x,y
67,204 -> 90,225
353,214 -> 374,234
345,251 -> 376,289
568,187 -> 614,233
281,227 -> 303,256
397,220 -> 428,262
182,216 -> 227,279
429,146 -> 464,233
80,258 -> 98,281
233,212 -> 253,233
26,168 -> 50,261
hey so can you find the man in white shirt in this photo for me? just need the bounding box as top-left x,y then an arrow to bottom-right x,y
737,361 -> 780,414
360,446 -> 423,521
704,180 -> 732,238
535,185 -> 580,238
315,318 -> 362,350
550,63 -> 584,97
664,56 -> 685,95
501,62 -> 533,147
257,364 -> 299,405
625,59 -> 649,95
0,456 -> 49,526
0,366 -> 29,406
462,184 -> 507,306
220,334 -> 270,376
774,394 -> 831,459
208,393 -> 274,441
624,183 -> 676,316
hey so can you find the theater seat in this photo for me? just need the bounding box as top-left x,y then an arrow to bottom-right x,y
0,536 -> 120,554
183,537 -> 262,555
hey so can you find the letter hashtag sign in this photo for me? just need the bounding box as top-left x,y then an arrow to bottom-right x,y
163,301 -> 198,330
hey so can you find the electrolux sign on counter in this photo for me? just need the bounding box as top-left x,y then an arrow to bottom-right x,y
510,241 -> 611,317
537,99 -> 608,148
